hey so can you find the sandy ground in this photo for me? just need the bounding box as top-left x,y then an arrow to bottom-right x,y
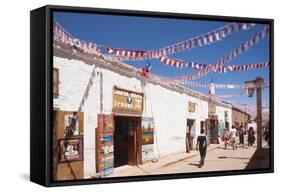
108,140 -> 270,177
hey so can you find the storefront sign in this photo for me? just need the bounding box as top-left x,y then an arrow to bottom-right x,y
113,86 -> 143,112
209,103 -> 216,114
188,102 -> 196,112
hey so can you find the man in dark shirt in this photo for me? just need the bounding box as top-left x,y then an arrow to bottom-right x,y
196,129 -> 208,168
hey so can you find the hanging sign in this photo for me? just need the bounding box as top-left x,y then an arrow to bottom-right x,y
112,86 -> 143,112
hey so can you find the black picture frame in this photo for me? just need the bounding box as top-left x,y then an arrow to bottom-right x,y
30,5 -> 274,187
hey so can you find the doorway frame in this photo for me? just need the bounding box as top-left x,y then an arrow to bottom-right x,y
113,113 -> 142,167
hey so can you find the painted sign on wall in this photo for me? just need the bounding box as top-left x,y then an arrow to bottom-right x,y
209,103 -> 216,114
141,117 -> 154,161
188,101 -> 196,112
113,86 -> 143,112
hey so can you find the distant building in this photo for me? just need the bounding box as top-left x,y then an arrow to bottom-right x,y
231,106 -> 251,129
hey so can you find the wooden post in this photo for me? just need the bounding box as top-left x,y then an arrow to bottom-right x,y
256,77 -> 264,152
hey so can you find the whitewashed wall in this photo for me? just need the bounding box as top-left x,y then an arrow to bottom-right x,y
144,84 -> 187,157
54,57 -> 101,178
187,96 -> 209,147
216,105 -> 232,136
53,56 -> 233,178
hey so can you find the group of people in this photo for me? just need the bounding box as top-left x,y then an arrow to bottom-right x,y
195,125 -> 257,168
221,125 -> 256,150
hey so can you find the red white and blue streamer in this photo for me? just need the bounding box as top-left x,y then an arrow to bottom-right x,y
179,81 -> 269,89
53,21 -> 101,54
149,23 -> 255,57
107,23 -> 255,60
171,26 -> 270,81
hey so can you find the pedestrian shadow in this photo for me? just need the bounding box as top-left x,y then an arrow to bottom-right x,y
217,156 -> 250,160
217,146 -> 234,150
188,163 -> 201,168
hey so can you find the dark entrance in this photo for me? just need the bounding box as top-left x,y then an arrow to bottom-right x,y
207,115 -> 219,144
186,119 -> 195,152
114,116 -> 141,168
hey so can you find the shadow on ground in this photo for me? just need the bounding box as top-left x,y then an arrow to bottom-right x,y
217,156 -> 250,160
188,163 -> 201,168
19,173 -> 29,181
245,148 -> 270,169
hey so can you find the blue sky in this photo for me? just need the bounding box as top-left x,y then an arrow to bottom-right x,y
53,12 -> 270,107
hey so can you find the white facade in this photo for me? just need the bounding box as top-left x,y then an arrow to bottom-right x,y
54,52 -> 233,178
217,105 -> 232,135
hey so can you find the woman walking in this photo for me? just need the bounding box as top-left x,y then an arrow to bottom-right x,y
221,128 -> 229,149
238,125 -> 245,148
196,129 -> 208,168
248,127 -> 255,147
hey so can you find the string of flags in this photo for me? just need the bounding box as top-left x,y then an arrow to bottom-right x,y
148,23 -> 255,57
148,73 -> 269,90
157,26 -> 269,69
183,81 -> 270,89
107,47 -> 147,60
212,26 -> 270,69
215,93 -> 245,98
107,23 -> 255,60
157,55 -> 269,72
53,21 -> 101,54
53,21 -> 256,62
170,26 -> 270,82
158,56 -> 184,68
53,20 -> 270,85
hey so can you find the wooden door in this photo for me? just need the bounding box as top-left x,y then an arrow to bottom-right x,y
127,118 -> 137,166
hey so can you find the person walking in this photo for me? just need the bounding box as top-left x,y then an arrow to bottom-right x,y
248,127 -> 255,147
221,128 -> 229,150
265,126 -> 270,146
196,129 -> 208,168
238,125 -> 245,148
229,126 -> 238,150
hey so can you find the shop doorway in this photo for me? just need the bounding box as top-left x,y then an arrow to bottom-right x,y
114,116 -> 141,167
186,119 -> 195,152
207,115 -> 219,144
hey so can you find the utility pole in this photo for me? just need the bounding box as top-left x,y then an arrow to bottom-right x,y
245,76 -> 264,155
256,77 -> 264,152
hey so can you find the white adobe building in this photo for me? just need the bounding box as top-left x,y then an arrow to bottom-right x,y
53,41 -> 232,179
